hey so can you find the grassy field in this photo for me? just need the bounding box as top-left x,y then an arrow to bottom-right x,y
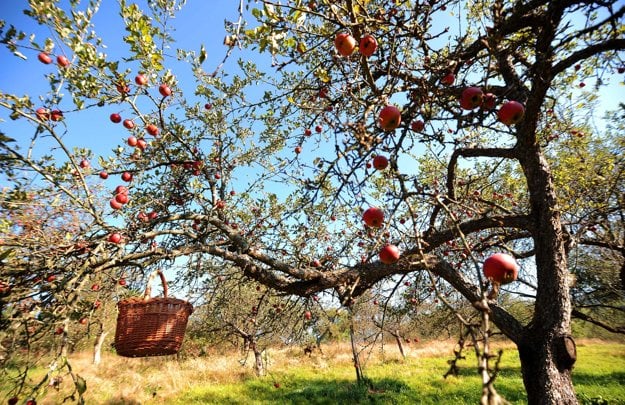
3,339 -> 624,404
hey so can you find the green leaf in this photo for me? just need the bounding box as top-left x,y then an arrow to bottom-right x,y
0,249 -> 14,261
76,375 -> 87,395
251,8 -> 262,19
199,44 -> 207,64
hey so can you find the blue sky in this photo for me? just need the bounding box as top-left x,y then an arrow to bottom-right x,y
0,1 -> 252,161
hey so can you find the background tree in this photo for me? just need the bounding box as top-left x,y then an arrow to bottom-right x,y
1,0 -> 624,404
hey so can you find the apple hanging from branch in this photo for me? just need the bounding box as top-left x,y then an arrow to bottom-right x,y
334,32 -> 356,57
378,105 -> 401,131
497,101 -> 525,126
362,207 -> 384,228
379,244 -> 400,264
483,253 -> 519,284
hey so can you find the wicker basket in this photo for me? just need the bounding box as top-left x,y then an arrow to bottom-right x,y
114,270 -> 193,357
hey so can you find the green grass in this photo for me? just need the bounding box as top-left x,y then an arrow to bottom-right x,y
2,341 -> 624,404
171,342 -> 625,405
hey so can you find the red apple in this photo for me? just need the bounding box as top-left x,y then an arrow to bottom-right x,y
79,159 -> 90,169
441,72 -> 455,85
378,105 -> 401,131
497,100 -> 525,126
119,278 -> 127,286
123,119 -> 135,129
46,274 -> 56,282
99,171 -> 109,179
50,110 -> 63,121
110,113 -> 122,123
411,120 -> 425,132
379,244 -> 400,264
79,317 -> 88,325
483,253 -> 518,284
359,34 -> 378,57
315,125 -> 323,133
38,52 -> 52,64
204,103 -> 212,110
460,87 -> 483,110
363,207 -> 384,228
108,233 -> 122,244
372,155 -> 389,170
334,32 -> 357,56
36,107 -> 50,121
115,185 -> 129,195
8,397 -> 18,405
146,124 -> 159,136
304,311 -> 312,320
54,327 -> 64,335
110,199 -> 123,210
137,138 -> 148,150
121,172 -> 133,182
135,74 -> 147,86
127,136 -> 138,147
115,193 -> 129,204
295,146 -> 302,154
56,55 -> 70,67
91,284 -> 100,292
159,83 -> 172,97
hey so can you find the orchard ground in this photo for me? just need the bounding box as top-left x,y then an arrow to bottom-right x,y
2,339 -> 624,404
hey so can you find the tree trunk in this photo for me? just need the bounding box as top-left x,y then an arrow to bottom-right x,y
517,118 -> 578,403
250,340 -> 265,376
348,310 -> 364,382
393,330 -> 406,359
93,330 -> 107,366
518,333 -> 577,404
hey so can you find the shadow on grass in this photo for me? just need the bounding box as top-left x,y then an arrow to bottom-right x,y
183,377 -> 417,404
573,371 -> 625,386
181,375 -> 529,404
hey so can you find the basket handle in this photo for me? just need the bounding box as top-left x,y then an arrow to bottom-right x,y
142,270 -> 168,300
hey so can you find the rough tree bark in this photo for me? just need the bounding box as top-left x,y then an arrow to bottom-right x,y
516,146 -> 577,404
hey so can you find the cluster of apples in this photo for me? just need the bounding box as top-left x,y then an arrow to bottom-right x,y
34,52 -> 70,123
108,74 -> 170,137
459,86 -> 525,126
333,33 -> 403,264
334,32 -> 378,58
100,74 -> 175,244
334,32 -> 403,133
361,207 -> 401,264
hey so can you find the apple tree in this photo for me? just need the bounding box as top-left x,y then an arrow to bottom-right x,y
1,0 -> 624,404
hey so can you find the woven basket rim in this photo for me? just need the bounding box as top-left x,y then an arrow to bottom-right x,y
118,296 -> 193,305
